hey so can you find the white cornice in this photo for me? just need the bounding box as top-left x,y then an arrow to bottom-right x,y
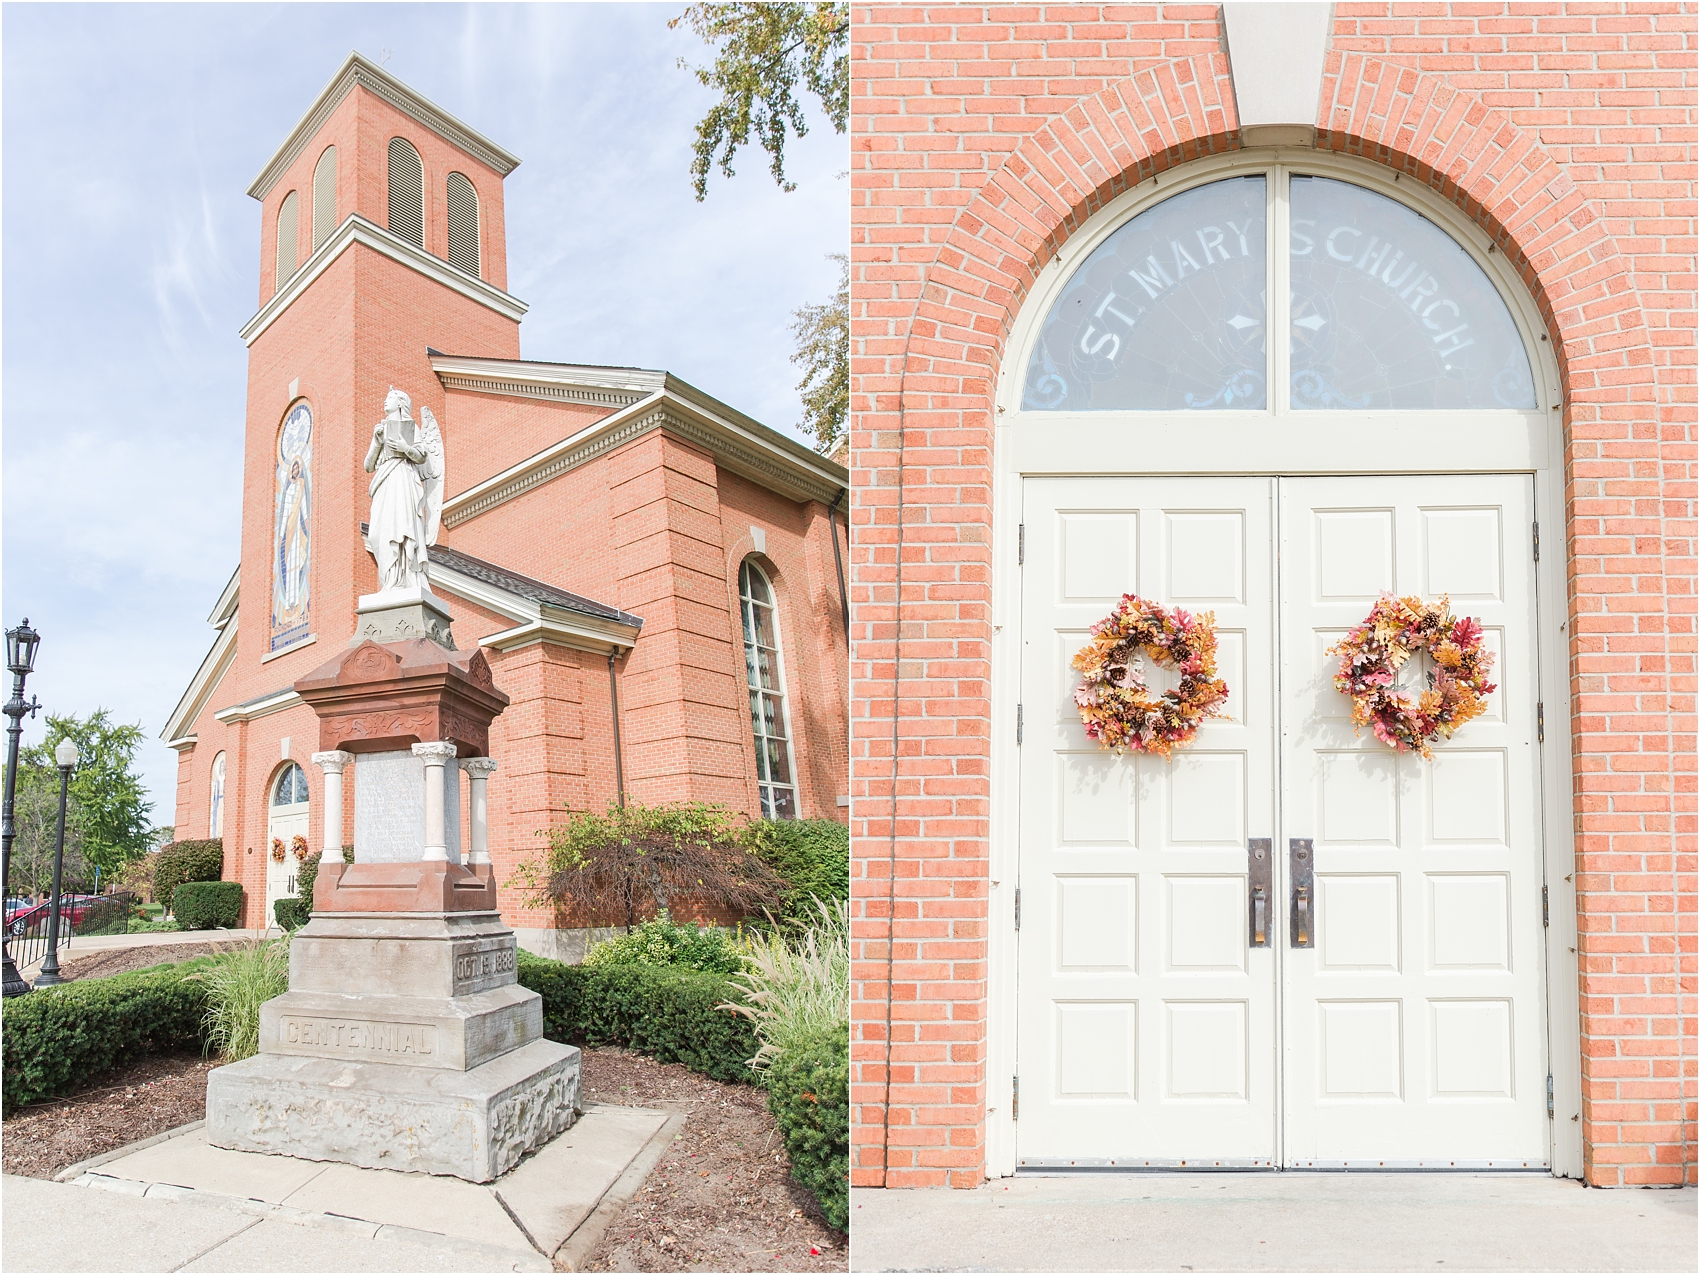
161,617 -> 239,744
208,566 -> 240,629
214,689 -> 303,725
240,214 -> 527,346
165,735 -> 199,752
438,384 -> 848,528
430,563 -> 641,654
249,52 -> 520,202
430,354 -> 662,409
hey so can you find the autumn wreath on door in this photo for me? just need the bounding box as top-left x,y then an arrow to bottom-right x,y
1327,594 -> 1496,759
1072,595 -> 1229,758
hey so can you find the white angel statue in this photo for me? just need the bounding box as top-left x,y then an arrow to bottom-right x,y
363,388 -> 445,593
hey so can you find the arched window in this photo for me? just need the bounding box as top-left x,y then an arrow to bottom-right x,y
739,560 -> 796,819
272,762 -> 309,807
1023,171 -> 1535,412
270,401 -> 313,652
387,137 -> 424,249
312,145 -> 337,250
275,190 -> 300,289
209,752 -> 226,839
445,173 -> 480,276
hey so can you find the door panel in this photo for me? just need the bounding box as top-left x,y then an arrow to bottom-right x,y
1017,477 -> 1277,1165
1278,475 -> 1548,1166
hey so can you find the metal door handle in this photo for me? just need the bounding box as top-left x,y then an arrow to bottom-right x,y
1289,838 -> 1314,949
1248,839 -> 1271,947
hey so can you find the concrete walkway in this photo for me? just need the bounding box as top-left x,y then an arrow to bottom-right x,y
850,1174 -> 1698,1272
3,1103 -> 679,1273
14,927 -> 275,980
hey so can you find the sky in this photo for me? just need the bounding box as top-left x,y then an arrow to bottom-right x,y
1,2 -> 847,834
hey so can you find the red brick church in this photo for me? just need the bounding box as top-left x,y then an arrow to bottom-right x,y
163,53 -> 849,953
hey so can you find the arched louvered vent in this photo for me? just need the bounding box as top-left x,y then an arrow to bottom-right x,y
387,137 -> 424,249
445,173 -> 480,276
312,146 -> 337,250
276,191 -> 299,289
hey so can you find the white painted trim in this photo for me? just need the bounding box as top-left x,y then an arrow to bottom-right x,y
165,735 -> 198,752
1222,4 -> 1333,130
160,618 -> 239,743
248,51 -> 519,201
428,562 -> 641,653
440,387 -> 847,527
430,353 -> 664,405
213,689 -> 303,725
260,634 -> 316,664
986,149 -> 1578,1181
240,214 -> 528,347
207,566 -> 239,629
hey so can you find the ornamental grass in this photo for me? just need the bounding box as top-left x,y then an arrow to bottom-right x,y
721,897 -> 848,1070
186,934 -> 291,1061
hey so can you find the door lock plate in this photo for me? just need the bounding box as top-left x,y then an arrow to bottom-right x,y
1289,838 -> 1314,948
1248,838 -> 1272,947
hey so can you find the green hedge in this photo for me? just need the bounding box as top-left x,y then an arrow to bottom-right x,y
274,898 -> 310,930
765,1020 -> 849,1231
0,960 -> 215,1115
746,819 -> 849,924
155,840 -> 224,903
174,881 -> 243,930
517,951 -> 757,1084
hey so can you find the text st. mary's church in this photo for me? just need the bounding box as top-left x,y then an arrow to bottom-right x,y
162,54 -> 849,952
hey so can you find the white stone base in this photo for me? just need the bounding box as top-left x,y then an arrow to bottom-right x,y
204,1038 -> 581,1182
354,587 -> 454,649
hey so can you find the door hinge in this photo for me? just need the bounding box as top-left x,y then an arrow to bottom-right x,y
1543,885 -> 1549,927
1014,887 -> 1022,931
1018,523 -> 1025,565
1546,1073 -> 1554,1119
1016,703 -> 1024,745
1012,1074 -> 1020,1121
1532,520 -> 1540,562
1537,701 -> 1544,743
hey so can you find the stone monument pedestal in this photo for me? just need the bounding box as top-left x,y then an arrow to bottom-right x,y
204,629 -> 580,1183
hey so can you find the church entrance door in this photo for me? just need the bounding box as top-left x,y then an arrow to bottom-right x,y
1014,473 -> 1548,1169
266,762 -> 310,926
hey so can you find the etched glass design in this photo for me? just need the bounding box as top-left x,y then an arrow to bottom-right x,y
1289,177 -> 1535,409
271,402 -> 313,653
740,560 -> 796,819
1023,177 -> 1268,411
209,752 -> 226,838
272,762 -> 308,806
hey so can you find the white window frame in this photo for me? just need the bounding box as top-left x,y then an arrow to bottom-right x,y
739,558 -> 799,819
983,148 -> 1578,1180
209,751 -> 226,839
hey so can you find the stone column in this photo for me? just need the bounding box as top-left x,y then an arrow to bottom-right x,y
311,751 -> 353,860
412,742 -> 457,862
462,757 -> 498,866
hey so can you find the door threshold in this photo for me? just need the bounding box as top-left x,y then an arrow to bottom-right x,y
1014,1161 -> 1551,1174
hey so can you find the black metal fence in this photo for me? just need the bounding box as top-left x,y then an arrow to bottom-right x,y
5,891 -> 135,972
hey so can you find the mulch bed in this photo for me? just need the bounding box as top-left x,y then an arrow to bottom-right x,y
577,1048 -> 846,1273
2,1004 -> 845,1273
48,940 -> 246,982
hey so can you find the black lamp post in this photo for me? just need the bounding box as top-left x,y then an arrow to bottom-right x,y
32,740 -> 79,987
1,619 -> 43,998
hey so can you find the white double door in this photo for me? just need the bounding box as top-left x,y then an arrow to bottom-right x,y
1016,474 -> 1549,1168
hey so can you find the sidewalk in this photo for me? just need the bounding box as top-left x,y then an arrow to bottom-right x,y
3,1104 -> 679,1273
14,927 -> 272,980
850,1174 -> 1698,1272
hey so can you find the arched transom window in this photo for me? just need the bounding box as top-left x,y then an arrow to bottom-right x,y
739,560 -> 796,819
272,762 -> 309,808
1023,170 -> 1536,413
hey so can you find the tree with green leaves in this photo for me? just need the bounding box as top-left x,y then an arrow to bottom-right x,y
16,710 -> 154,880
670,2 -> 848,201
789,252 -> 848,450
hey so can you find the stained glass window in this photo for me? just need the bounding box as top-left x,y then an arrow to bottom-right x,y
271,402 -> 313,652
739,560 -> 796,819
272,762 -> 309,807
209,752 -> 226,838
1024,177 -> 1268,411
1289,177 -> 1535,409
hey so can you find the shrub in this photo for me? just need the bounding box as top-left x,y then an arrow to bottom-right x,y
273,898 -> 309,930
187,937 -> 291,1061
582,913 -> 746,975
724,897 -> 849,1066
0,959 -> 217,1114
155,839 -> 224,904
174,881 -> 243,930
127,916 -> 180,934
765,1020 -> 849,1232
517,952 -> 758,1084
745,819 -> 849,924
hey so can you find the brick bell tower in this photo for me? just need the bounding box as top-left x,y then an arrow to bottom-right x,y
236,52 -> 525,684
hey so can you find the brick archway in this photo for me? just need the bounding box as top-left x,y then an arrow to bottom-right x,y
852,34 -> 1689,1188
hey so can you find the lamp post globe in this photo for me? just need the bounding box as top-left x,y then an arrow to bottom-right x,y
33,738 -> 79,988
1,618 -> 43,997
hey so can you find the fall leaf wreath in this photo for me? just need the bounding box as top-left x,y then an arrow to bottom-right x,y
1072,595 -> 1230,758
291,834 -> 310,862
270,838 -> 286,863
1327,594 -> 1496,759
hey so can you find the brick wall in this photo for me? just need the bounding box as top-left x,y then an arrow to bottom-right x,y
849,2 -> 1694,1188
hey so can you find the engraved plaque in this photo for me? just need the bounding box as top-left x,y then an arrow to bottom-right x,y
279,1015 -> 439,1059
353,749 -> 461,862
